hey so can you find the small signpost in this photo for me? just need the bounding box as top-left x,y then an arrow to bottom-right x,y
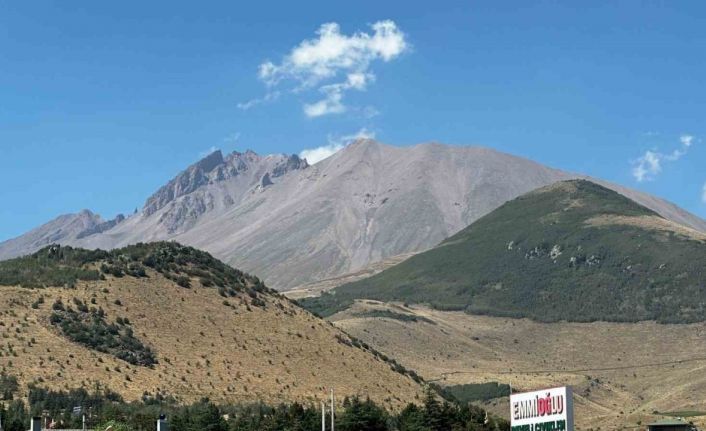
510,386 -> 574,431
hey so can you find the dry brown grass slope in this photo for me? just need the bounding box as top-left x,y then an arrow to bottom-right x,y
328,301 -> 706,431
0,271 -> 426,410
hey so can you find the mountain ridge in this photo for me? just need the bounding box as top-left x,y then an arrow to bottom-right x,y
2,140 -> 704,291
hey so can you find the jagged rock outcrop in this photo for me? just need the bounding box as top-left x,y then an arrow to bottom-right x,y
76,213 -> 125,239
143,150 -> 226,216
138,150 -> 309,234
272,154 -> 308,178
260,173 -> 274,188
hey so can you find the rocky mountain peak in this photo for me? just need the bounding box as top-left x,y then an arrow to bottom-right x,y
272,154 -> 308,178
142,149 -> 308,218
74,209 -> 97,222
143,151 -> 227,216
195,150 -> 224,172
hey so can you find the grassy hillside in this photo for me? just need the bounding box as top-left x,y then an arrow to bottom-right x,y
0,243 -> 426,409
329,300 -> 706,431
301,180 -> 706,323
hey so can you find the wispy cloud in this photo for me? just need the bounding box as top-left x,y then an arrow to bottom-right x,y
198,133 -> 241,158
631,134 -> 695,182
199,146 -> 220,158
246,20 -> 408,117
299,128 -> 376,164
237,91 -> 280,110
222,132 -> 241,145
702,182 -> 706,204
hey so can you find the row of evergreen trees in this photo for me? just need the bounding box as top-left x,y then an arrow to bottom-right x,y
0,387 -> 509,431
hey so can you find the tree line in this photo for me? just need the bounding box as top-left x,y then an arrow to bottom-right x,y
0,386 -> 509,431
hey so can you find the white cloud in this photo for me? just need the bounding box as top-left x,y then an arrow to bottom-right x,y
632,150 -> 662,182
248,20 -> 408,117
299,143 -> 343,165
237,91 -> 280,110
631,134 -> 695,182
303,87 -> 345,117
680,134 -> 694,146
299,128 -> 376,164
303,72 -> 375,118
702,182 -> 706,204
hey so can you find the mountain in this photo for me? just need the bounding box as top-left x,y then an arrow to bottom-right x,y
300,180 -> 706,323
0,242 -> 425,408
2,140 -> 705,290
0,209 -> 112,259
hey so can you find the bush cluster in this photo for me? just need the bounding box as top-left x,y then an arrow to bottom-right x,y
49,298 -> 157,367
433,382 -> 511,404
0,372 -> 19,400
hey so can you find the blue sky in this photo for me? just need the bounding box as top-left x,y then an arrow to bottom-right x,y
1,1 -> 705,241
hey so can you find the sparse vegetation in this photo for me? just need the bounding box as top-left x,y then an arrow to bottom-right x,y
354,309 -> 435,324
658,411 -> 706,418
334,333 -> 425,385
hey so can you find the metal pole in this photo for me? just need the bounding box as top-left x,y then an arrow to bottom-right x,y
321,401 -> 326,431
82,414 -> 86,431
330,388 -> 335,431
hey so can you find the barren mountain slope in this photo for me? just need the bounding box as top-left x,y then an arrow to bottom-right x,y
3,140 -> 705,290
0,210 -> 105,261
0,243 -> 425,410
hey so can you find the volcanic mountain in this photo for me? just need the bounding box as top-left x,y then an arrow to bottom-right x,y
0,242 -> 425,408
1,140 -> 704,290
301,180 -> 706,323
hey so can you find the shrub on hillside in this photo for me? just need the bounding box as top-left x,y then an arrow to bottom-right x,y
49,299 -> 156,367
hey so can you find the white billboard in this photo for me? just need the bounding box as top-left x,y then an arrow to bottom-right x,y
510,386 -> 573,431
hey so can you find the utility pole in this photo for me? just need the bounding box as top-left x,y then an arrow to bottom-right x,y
0,411 -> 4,431
321,401 -> 326,431
330,388 -> 335,431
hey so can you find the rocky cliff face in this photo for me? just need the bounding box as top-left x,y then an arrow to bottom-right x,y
142,150 -> 307,218
143,150 -> 227,216
2,140 -> 704,290
139,150 -> 309,234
